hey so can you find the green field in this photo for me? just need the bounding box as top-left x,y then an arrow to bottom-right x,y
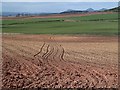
2,13 -> 118,35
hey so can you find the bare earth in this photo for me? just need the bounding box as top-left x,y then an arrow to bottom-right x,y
2,35 -> 118,89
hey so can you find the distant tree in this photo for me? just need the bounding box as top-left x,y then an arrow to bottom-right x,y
25,14 -> 29,16
21,13 -> 24,16
8,14 -> 12,16
16,13 -> 21,17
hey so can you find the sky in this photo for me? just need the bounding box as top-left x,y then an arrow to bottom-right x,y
2,0 -> 119,2
2,2 -> 118,13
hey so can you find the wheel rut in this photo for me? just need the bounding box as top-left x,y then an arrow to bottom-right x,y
2,35 -> 118,88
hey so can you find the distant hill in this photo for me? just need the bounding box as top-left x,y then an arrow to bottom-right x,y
99,8 -> 107,11
60,9 -> 87,14
86,8 -> 94,12
2,12 -> 19,16
2,12 -> 33,17
60,6 -> 119,14
60,8 -> 108,14
105,6 -> 120,12
60,8 -> 96,14
2,6 -> 119,17
2,12 -> 57,17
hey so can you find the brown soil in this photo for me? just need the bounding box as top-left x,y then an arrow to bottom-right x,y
2,34 -> 118,89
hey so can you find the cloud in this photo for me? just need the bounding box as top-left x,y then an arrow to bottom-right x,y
2,0 -> 119,2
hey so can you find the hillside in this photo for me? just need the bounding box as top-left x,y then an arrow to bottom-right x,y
106,6 -> 120,12
60,7 -> 119,14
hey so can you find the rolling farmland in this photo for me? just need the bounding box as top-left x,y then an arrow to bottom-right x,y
2,12 -> 118,89
2,13 -> 118,35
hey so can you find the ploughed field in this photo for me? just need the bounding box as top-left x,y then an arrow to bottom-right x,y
2,35 -> 118,88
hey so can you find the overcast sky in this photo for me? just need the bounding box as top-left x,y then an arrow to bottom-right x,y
2,0 -> 119,2
2,2 -> 118,13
